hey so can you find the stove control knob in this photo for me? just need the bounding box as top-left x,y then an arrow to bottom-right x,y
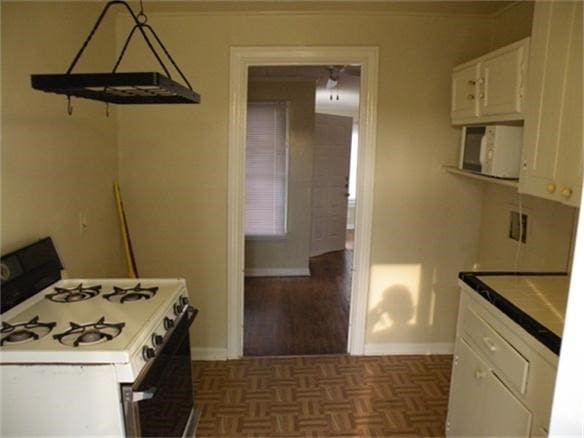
142,346 -> 156,361
163,317 -> 175,330
152,334 -> 164,346
180,296 -> 189,307
174,302 -> 183,316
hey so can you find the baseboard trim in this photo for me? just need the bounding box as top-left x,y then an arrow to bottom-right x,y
244,268 -> 310,277
364,342 -> 454,355
191,348 -> 228,361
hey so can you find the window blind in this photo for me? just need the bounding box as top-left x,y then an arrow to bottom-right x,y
245,102 -> 289,236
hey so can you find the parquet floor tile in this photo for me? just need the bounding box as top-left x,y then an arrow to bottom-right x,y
193,354 -> 452,437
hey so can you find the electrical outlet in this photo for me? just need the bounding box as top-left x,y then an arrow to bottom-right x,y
509,211 -> 527,243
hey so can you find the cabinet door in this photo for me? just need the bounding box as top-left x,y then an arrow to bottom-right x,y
447,338 -> 533,437
451,64 -> 479,122
447,338 -> 486,437
519,1 -> 583,207
483,372 -> 532,437
480,41 -> 528,117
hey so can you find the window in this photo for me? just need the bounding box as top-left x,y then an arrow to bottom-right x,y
245,101 -> 289,237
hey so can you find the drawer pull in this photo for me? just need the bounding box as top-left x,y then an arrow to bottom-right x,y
482,336 -> 498,352
474,369 -> 486,380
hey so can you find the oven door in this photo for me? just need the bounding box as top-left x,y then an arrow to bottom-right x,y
122,306 -> 198,437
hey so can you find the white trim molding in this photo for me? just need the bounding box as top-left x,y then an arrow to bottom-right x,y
245,268 -> 310,277
227,46 -> 379,359
191,348 -> 228,361
364,343 -> 455,356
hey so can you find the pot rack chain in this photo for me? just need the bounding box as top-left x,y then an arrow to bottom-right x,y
65,0 -> 193,91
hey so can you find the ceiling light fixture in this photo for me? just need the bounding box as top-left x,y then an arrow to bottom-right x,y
326,66 -> 341,101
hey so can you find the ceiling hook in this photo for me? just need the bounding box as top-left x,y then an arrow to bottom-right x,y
67,96 -> 73,116
137,11 -> 147,25
137,0 -> 147,25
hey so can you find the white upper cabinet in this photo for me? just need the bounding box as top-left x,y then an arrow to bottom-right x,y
451,38 -> 529,125
519,0 -> 583,208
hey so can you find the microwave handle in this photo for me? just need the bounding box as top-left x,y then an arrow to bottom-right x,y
479,134 -> 488,167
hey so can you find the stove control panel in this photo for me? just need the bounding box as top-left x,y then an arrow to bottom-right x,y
126,289 -> 191,376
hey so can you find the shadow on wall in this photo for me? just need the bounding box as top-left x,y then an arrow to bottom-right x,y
369,284 -> 416,336
366,263 -> 453,344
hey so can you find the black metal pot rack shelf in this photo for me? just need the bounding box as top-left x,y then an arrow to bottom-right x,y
31,0 -> 200,111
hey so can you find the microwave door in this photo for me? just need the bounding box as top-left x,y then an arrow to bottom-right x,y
462,126 -> 486,172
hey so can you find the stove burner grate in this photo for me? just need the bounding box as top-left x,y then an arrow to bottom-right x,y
103,282 -> 158,303
1,316 -> 57,346
46,283 -> 102,303
53,317 -> 125,347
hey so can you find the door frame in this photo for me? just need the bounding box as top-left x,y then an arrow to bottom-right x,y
227,46 -> 379,358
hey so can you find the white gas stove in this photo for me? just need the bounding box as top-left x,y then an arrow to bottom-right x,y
1,278 -> 189,381
0,239 -> 198,437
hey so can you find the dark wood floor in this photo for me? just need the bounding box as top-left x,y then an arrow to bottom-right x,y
244,250 -> 352,356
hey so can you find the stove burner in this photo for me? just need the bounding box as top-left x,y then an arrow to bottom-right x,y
103,283 -> 158,303
53,317 -> 125,347
1,316 -> 57,346
46,284 -> 102,303
77,330 -> 107,345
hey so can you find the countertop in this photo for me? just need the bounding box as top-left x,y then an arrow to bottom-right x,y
459,272 -> 570,355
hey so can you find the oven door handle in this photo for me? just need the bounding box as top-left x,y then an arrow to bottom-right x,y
132,386 -> 157,402
187,305 -> 199,326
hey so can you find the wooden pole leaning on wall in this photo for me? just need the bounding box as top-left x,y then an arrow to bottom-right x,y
114,181 -> 138,278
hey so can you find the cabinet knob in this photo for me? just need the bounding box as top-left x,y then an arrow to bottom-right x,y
479,93 -> 485,99
546,183 -> 557,194
467,80 -> 476,86
482,336 -> 498,352
466,94 -> 475,101
561,187 -> 573,199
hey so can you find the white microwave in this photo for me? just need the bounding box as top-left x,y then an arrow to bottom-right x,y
459,125 -> 523,179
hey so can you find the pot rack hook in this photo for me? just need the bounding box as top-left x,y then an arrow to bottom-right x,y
67,96 -> 73,116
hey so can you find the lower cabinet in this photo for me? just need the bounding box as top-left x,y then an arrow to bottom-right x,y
447,338 -> 532,436
447,285 -> 558,437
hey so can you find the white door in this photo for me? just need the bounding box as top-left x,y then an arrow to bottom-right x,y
310,113 -> 353,257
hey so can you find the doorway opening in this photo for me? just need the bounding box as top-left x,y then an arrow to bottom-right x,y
227,46 -> 379,359
243,65 -> 360,356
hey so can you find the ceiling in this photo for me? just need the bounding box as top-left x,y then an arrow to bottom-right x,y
144,1 -> 521,17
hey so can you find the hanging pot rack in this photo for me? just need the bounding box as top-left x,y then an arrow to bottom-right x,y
31,0 -> 200,111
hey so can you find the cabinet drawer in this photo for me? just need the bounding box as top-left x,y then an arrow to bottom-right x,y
461,305 -> 529,394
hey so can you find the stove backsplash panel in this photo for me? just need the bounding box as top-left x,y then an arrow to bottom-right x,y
0,237 -> 62,314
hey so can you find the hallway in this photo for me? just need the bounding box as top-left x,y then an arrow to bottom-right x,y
244,250 -> 352,356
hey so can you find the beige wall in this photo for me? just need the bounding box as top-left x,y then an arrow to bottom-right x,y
1,2 -> 124,277
115,9 -> 492,350
4,2 -> 549,353
245,80 -> 316,274
476,185 -> 577,271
